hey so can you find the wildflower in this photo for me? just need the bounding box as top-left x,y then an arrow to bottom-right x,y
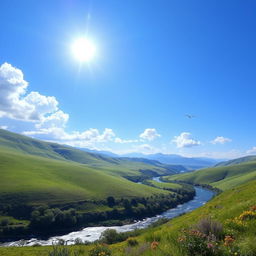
224,235 -> 235,247
177,236 -> 186,243
238,210 -> 256,221
151,241 -> 159,250
250,205 -> 256,211
207,243 -> 214,249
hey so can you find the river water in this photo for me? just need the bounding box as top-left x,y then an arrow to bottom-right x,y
1,179 -> 214,247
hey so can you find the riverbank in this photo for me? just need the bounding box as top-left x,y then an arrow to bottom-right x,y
1,186 -> 214,247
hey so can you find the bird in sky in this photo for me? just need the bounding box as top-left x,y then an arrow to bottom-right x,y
185,114 -> 196,119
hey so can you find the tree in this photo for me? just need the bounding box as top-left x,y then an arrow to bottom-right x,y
107,196 -> 116,207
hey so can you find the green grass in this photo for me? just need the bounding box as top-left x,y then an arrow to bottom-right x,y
1,176 -> 256,255
144,179 -> 182,190
0,129 -> 174,180
164,160 -> 256,190
0,149 -> 170,206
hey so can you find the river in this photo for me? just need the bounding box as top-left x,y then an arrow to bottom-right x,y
1,178 -> 214,247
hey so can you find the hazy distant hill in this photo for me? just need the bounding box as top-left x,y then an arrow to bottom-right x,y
121,152 -> 220,170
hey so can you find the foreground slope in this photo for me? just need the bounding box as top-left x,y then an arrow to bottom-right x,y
2,173 -> 256,255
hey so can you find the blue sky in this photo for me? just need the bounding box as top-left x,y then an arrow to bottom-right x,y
1,0 -> 256,158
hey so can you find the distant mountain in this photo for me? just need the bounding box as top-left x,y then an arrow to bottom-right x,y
78,148 -> 186,173
215,155 -> 256,167
77,147 -> 119,158
121,153 -> 220,170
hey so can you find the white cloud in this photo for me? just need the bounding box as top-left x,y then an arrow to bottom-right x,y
172,132 -> 201,148
246,147 -> 256,155
23,127 -> 117,148
139,128 -> 160,141
115,138 -> 138,143
0,125 -> 8,130
0,63 -> 63,123
211,136 -> 232,144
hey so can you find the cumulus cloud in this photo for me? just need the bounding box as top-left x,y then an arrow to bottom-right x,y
246,147 -> 256,155
0,62 -> 68,128
0,62 -> 149,150
172,132 -> 201,148
23,127 -> 117,148
139,128 -> 161,141
211,136 -> 232,144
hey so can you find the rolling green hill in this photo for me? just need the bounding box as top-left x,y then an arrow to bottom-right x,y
164,159 -> 256,191
215,155 -> 256,167
0,129 -> 176,179
0,129 -> 177,206
0,149 -> 171,206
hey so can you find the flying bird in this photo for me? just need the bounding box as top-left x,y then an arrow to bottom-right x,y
185,114 -> 196,119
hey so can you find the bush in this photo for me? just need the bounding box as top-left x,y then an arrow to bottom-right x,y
126,238 -> 139,247
195,217 -> 223,239
89,244 -> 112,256
107,196 -> 116,207
177,229 -> 222,256
99,229 -> 123,244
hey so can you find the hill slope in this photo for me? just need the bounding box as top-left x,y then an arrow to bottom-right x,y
0,148 -> 170,206
2,173 -> 256,255
165,159 -> 256,190
0,129 -> 176,179
215,155 -> 256,167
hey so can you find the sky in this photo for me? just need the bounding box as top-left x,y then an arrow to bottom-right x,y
0,0 -> 256,159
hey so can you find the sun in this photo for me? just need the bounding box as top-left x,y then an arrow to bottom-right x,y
71,37 -> 96,62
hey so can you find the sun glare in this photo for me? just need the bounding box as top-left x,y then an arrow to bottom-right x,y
71,37 -> 96,62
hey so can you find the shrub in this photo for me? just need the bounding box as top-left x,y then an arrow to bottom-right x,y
177,229 -> 222,256
195,217 -> 223,239
126,238 -> 139,247
99,229 -> 123,244
89,244 -> 112,256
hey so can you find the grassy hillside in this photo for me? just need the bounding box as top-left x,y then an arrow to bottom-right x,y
2,174 -> 256,255
0,129 -> 176,179
0,148 -> 169,206
164,160 -> 256,191
0,129 -> 191,239
215,155 -> 256,167
143,179 -> 183,190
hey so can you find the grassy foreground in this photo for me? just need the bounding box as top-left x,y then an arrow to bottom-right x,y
1,178 -> 256,255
